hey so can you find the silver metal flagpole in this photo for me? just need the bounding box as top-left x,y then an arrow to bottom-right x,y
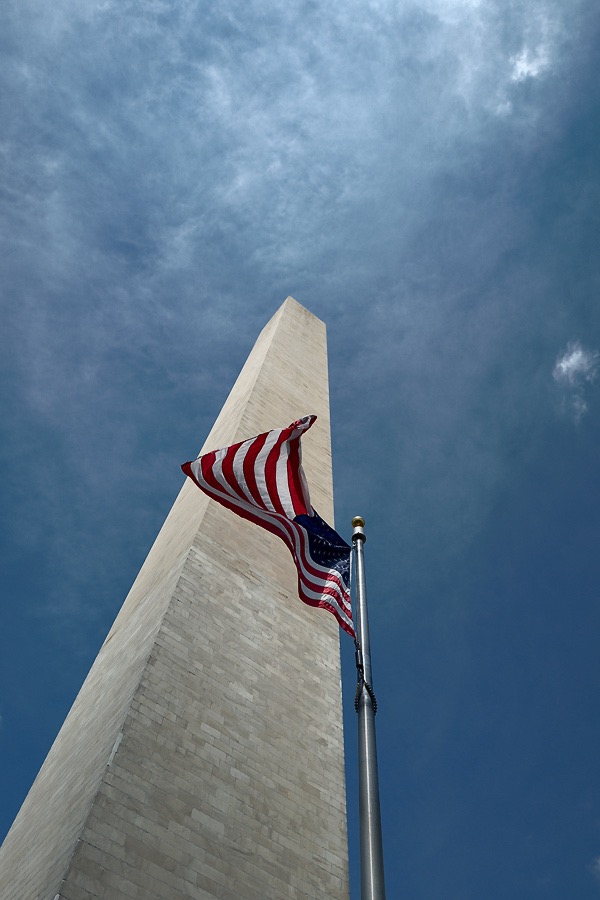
352,516 -> 386,900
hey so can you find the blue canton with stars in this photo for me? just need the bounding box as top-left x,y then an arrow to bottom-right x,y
294,511 -> 351,587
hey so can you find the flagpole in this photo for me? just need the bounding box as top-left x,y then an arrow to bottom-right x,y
352,516 -> 386,900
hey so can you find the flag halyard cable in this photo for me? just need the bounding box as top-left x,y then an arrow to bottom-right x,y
354,637 -> 378,715
350,540 -> 378,714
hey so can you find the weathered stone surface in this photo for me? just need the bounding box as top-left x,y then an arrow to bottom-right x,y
0,298 -> 349,899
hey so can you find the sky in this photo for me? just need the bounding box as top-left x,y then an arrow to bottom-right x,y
2,0 -> 600,896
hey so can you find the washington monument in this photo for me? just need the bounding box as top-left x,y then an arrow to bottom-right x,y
0,297 -> 350,899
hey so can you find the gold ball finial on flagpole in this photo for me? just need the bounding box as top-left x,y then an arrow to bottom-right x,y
351,516 -> 366,542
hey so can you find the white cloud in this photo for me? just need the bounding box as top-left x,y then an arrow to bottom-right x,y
509,9 -> 557,83
553,341 -> 600,423
553,342 -> 600,386
510,44 -> 551,82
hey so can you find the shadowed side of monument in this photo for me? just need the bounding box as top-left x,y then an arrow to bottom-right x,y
0,297 -> 350,900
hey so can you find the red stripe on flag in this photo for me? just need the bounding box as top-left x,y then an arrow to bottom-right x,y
221,444 -> 248,503
242,430 -> 269,509
286,437 -> 307,516
199,452 -> 218,491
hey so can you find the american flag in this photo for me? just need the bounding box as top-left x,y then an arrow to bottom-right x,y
181,415 -> 354,637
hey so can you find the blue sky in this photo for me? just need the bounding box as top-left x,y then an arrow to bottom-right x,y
2,0 -> 600,896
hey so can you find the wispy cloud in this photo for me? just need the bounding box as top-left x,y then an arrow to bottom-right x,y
553,341 -> 600,422
0,0 -> 597,636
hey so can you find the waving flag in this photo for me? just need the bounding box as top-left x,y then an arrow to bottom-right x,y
181,415 -> 354,637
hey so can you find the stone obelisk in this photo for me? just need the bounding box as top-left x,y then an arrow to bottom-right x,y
0,297 -> 349,900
